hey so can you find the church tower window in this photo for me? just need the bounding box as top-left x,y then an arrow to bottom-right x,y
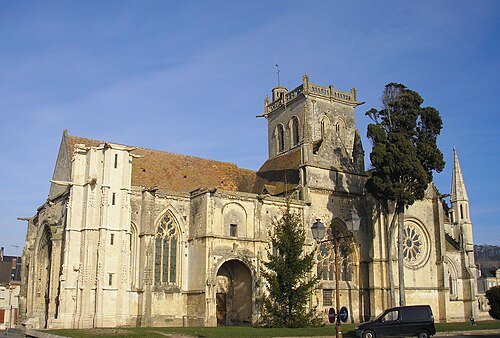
291,117 -> 300,147
276,124 -> 285,153
320,115 -> 331,140
154,213 -> 178,285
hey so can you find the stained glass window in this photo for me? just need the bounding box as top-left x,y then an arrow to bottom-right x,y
155,213 -> 178,285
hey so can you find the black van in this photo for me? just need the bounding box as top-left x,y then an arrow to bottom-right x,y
355,305 -> 436,338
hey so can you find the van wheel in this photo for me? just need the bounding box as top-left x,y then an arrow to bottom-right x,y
362,330 -> 376,338
418,330 -> 430,338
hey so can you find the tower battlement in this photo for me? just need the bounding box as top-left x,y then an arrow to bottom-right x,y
264,75 -> 360,116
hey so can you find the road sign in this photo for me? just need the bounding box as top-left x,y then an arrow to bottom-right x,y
328,307 -> 336,323
339,306 -> 349,323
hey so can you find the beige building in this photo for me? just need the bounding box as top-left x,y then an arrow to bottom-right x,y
19,76 -> 478,329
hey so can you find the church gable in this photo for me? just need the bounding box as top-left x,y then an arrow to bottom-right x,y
48,130 -> 78,199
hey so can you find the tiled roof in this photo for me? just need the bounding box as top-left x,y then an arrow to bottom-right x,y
66,135 -> 257,193
253,148 -> 301,195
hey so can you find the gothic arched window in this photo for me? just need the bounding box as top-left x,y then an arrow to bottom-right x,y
447,260 -> 458,299
277,124 -> 285,153
154,213 -> 178,284
291,117 -> 300,147
130,223 -> 138,287
316,241 -> 352,282
320,115 -> 331,140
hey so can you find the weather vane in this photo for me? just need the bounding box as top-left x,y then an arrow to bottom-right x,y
275,63 -> 281,86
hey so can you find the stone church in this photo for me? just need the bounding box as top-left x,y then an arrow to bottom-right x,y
19,75 -> 478,329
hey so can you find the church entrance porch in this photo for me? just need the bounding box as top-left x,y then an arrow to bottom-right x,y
215,260 -> 252,326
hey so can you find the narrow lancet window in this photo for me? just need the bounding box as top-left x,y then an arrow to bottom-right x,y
291,117 -> 300,146
277,124 -> 285,153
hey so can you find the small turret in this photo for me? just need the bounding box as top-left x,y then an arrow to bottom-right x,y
272,86 -> 287,102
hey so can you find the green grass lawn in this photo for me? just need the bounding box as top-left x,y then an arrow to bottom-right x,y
45,321 -> 500,338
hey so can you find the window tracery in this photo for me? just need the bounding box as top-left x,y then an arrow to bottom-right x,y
154,213 -> 178,285
401,220 -> 430,269
316,241 -> 352,281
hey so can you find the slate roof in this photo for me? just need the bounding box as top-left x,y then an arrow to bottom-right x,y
253,148 -> 301,195
67,135 -> 257,193
66,134 -> 302,195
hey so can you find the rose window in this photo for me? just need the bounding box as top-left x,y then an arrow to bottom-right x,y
403,226 -> 422,261
401,221 -> 429,269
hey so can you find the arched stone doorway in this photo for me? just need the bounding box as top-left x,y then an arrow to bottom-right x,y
215,260 -> 252,326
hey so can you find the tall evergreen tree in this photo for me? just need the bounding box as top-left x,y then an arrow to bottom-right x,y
261,203 -> 321,328
485,286 -> 500,319
365,83 -> 445,306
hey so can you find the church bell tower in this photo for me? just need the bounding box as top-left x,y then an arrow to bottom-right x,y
262,74 -> 365,172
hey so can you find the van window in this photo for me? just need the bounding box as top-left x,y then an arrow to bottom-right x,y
382,310 -> 399,322
407,307 -> 430,321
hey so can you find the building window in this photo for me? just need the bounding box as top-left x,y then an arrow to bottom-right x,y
277,124 -> 285,153
291,117 -> 300,146
323,289 -> 333,306
403,225 -> 422,262
112,193 -> 116,205
114,154 -> 118,168
230,224 -> 237,237
155,213 -> 178,284
130,223 -> 137,287
460,204 -> 464,219
108,273 -> 113,286
448,262 -> 458,299
316,242 -> 352,282
110,234 -> 114,245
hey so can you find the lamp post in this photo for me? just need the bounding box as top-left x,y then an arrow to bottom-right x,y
311,213 -> 359,338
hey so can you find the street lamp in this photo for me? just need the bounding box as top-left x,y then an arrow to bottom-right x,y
311,212 -> 359,338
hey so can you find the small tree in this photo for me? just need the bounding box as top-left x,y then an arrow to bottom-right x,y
365,83 -> 445,306
261,202 -> 321,327
485,286 -> 500,319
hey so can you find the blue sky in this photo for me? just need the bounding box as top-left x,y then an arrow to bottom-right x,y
1,1 -> 499,256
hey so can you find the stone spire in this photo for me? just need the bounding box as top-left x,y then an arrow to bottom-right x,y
450,149 -> 473,252
451,148 -> 469,203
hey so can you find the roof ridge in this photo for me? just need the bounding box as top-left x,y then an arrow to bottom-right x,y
67,133 -> 256,172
